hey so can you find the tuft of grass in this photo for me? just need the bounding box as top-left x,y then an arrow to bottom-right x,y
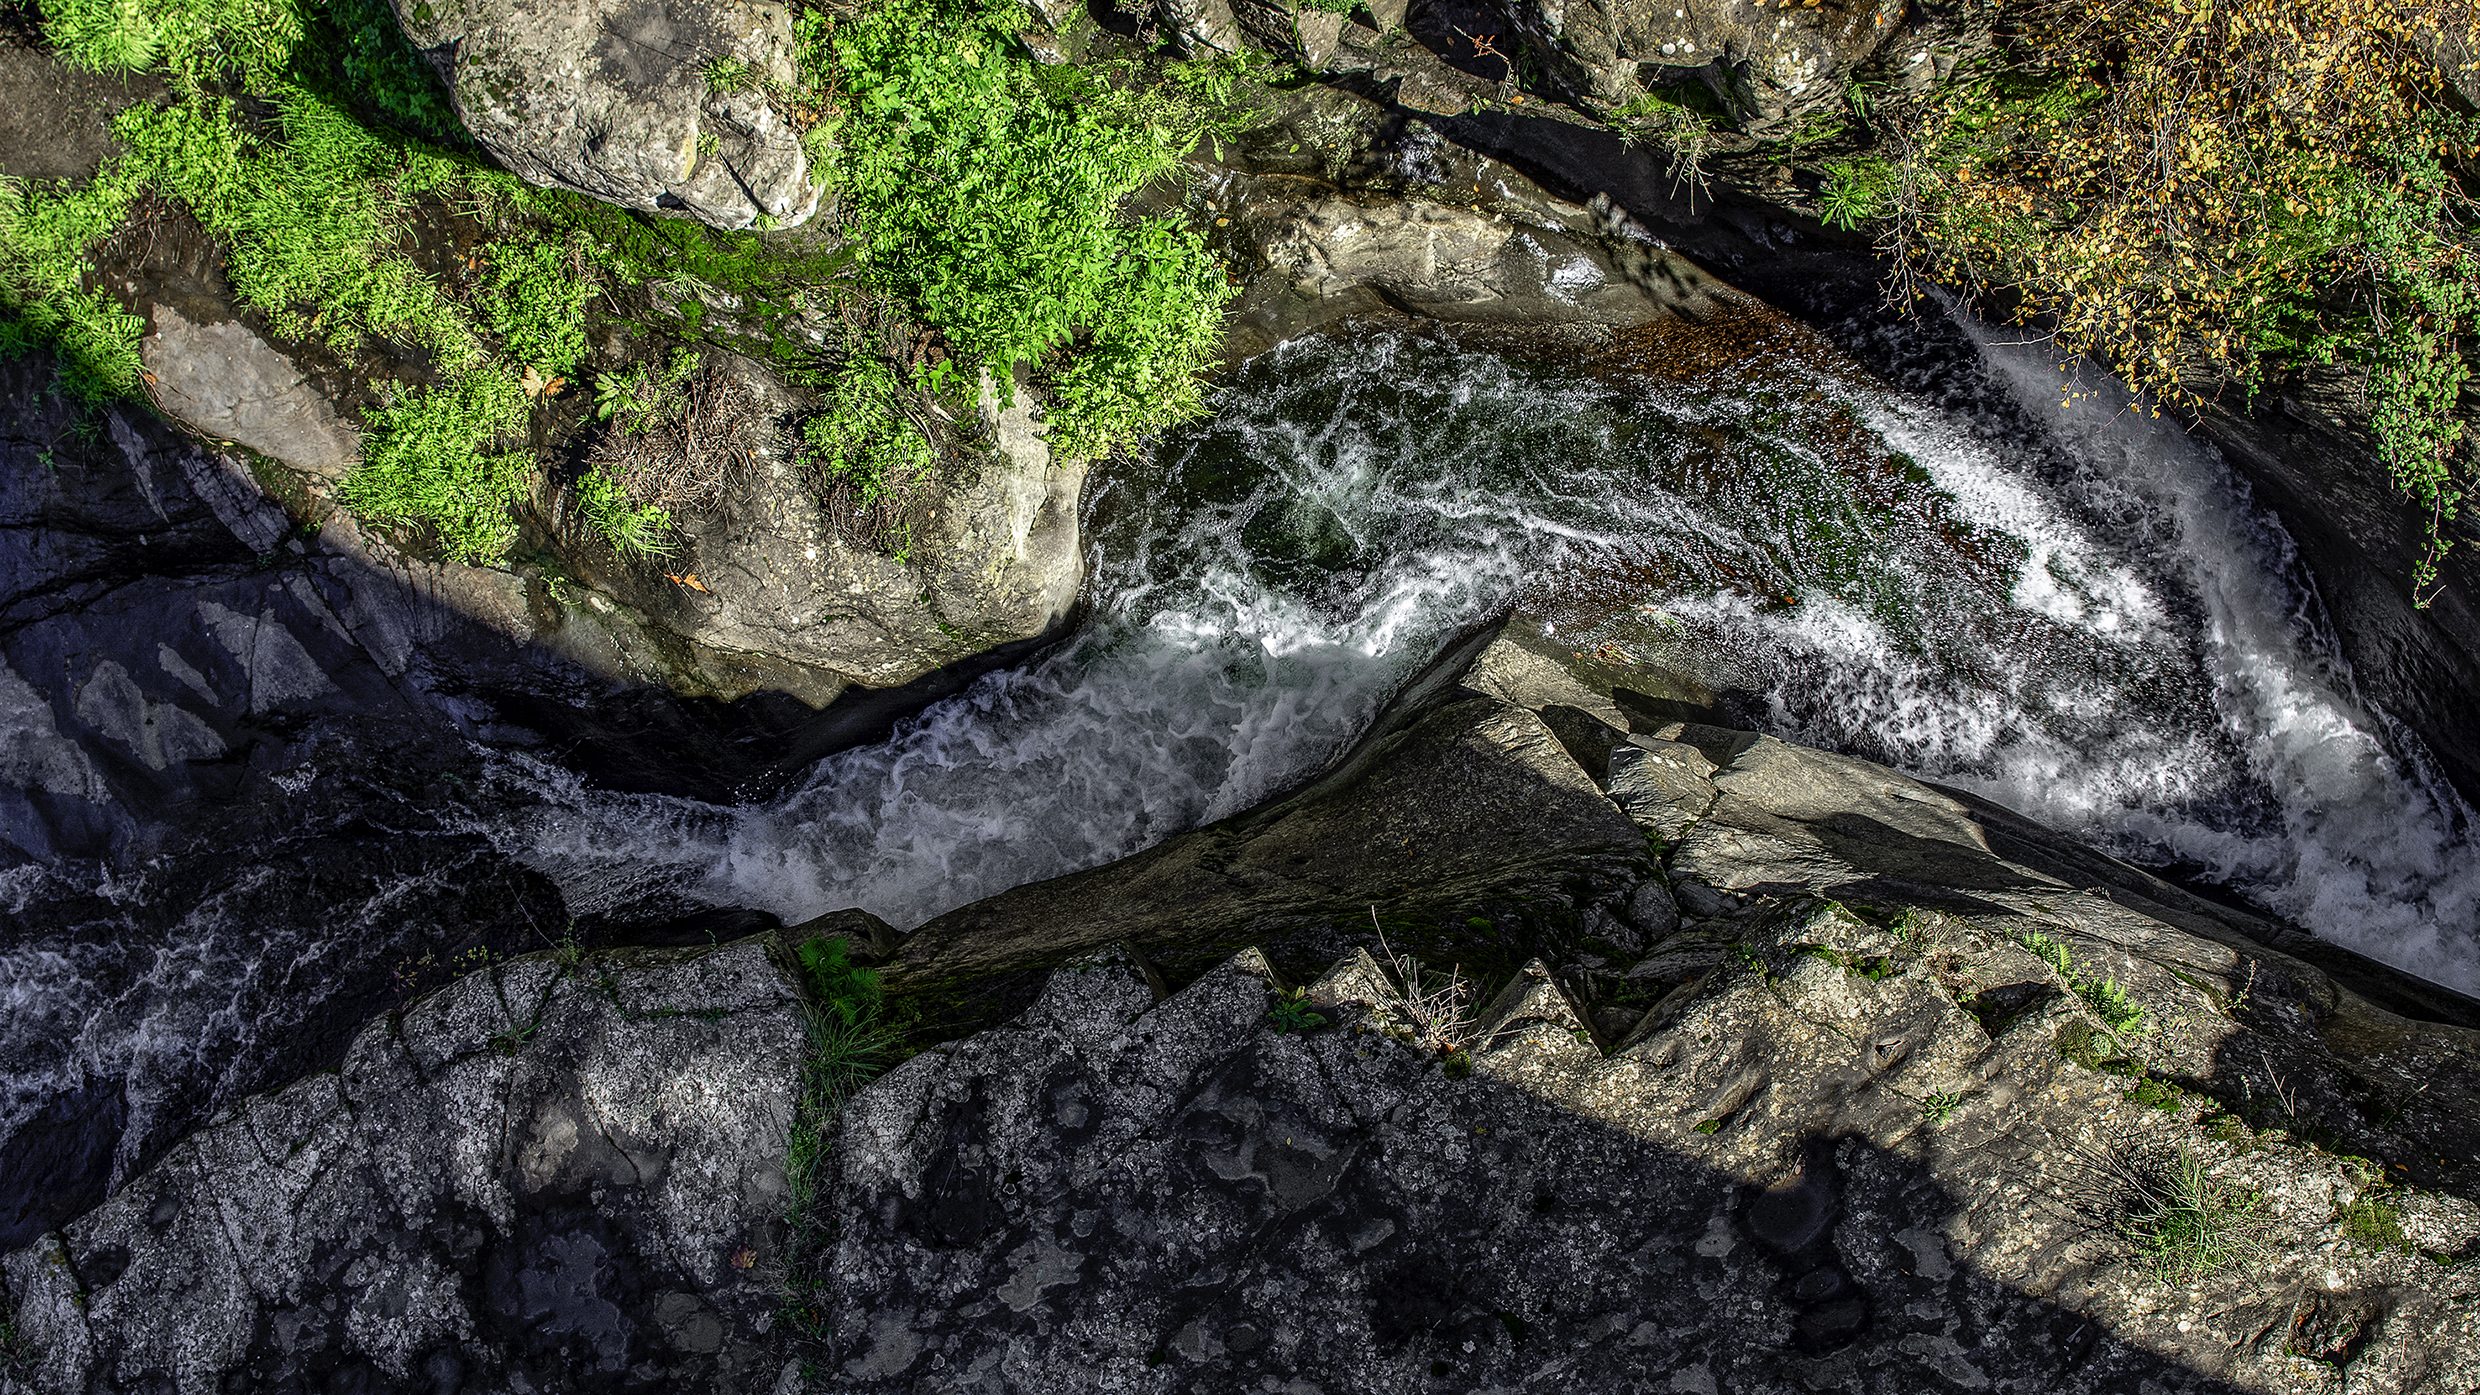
779,934 -> 896,1339
2093,1143 -> 2275,1284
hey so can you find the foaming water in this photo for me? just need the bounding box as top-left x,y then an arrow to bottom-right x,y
481,324 -> 2475,994
493,337 -> 1695,929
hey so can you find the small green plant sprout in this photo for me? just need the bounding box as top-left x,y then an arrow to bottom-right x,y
2084,1142 -> 2274,1285
1920,1090 -> 1968,1124
703,54 -> 755,92
1266,988 -> 1328,1035
2019,928 -> 2073,977
1816,157 -> 1893,232
576,465 -> 675,560
2077,976 -> 2148,1037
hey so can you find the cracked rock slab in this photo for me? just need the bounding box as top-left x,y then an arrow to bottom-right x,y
1,937 -> 808,1395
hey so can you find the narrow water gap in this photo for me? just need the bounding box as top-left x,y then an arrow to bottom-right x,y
479,316 -> 2480,993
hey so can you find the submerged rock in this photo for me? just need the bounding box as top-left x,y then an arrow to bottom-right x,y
389,0 -> 826,230
2,937 -> 807,1394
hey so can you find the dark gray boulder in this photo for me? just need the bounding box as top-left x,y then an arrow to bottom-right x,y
2,936 -> 808,1394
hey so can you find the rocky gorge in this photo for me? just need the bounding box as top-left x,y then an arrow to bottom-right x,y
6,0 -> 2480,1389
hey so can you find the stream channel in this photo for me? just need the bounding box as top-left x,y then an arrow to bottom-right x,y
6,306 -> 2477,1248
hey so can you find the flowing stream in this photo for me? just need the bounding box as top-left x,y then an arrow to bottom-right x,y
491,318 -> 2479,988
7,309 -> 2477,1242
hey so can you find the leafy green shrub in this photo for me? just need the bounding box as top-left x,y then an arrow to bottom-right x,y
0,164 -> 150,398
815,0 -> 1244,463
40,0 -> 305,86
335,372 -> 532,561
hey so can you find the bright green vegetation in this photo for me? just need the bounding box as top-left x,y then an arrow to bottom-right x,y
1919,1090 -> 1967,1124
0,0 -> 633,559
810,0 -> 1250,464
2019,929 -> 2150,1037
1804,0 -> 2479,603
1265,988 -> 1328,1034
2125,1078 -> 2180,1112
7,0 -> 1257,568
2340,1195 -> 2410,1253
2110,1144 -> 2272,1284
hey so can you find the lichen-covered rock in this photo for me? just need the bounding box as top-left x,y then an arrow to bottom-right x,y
1,937 -> 808,1394
566,360 -> 1087,693
390,0 -> 825,230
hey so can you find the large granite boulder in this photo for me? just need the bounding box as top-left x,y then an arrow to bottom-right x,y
2,936 -> 809,1394
389,0 -> 826,230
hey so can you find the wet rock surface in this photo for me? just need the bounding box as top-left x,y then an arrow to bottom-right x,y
2,936 -> 806,1395
388,0 -> 825,230
884,689 -> 1653,987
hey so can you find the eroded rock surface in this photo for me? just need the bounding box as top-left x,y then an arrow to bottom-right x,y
390,0 -> 825,230
823,924 -> 2480,1393
823,623 -> 2480,1391
2,937 -> 807,1394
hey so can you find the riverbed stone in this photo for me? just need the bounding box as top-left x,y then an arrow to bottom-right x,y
1,937 -> 808,1395
389,0 -> 825,230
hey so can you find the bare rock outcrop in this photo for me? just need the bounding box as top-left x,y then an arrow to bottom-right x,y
2,937 -> 808,1394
